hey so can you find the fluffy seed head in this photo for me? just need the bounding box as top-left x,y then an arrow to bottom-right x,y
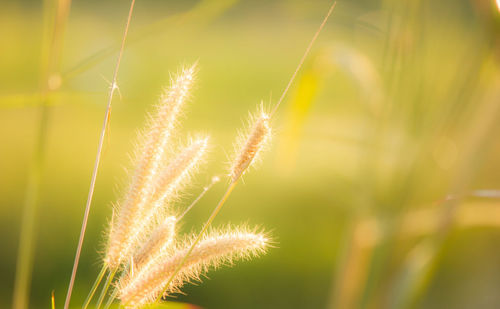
230,106 -> 272,182
105,64 -> 199,269
118,227 -> 270,308
151,137 -> 209,207
133,63 -> 197,203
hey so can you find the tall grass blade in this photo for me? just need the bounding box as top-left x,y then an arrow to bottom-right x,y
63,1 -> 136,308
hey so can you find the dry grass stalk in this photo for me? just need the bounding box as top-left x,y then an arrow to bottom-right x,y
64,1 -> 135,308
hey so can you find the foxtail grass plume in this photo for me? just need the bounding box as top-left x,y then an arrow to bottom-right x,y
230,106 -> 272,182
105,65 -> 202,269
150,137 -> 209,207
99,64 -> 272,309
118,227 -> 270,308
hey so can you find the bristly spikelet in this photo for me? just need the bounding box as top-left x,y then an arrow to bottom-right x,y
230,104 -> 272,182
133,216 -> 177,268
150,137 -> 209,207
118,227 -> 270,308
113,137 -> 209,268
105,64 -> 197,269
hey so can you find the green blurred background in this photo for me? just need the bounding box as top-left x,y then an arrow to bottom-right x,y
1,0 -> 500,308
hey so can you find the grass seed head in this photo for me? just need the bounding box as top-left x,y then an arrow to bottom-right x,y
118,226 -> 270,308
105,64 -> 198,269
230,105 -> 272,182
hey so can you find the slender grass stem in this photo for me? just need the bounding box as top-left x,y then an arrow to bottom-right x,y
96,269 -> 117,309
12,0 -> 72,308
63,1 -> 135,308
178,176 -> 220,221
270,1 -> 336,117
82,265 -> 108,309
154,180 -> 238,302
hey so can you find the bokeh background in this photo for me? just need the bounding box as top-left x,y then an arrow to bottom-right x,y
1,0 -> 500,308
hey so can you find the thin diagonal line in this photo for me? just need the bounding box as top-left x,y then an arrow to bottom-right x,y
63,1 -> 136,308
271,1 -> 336,117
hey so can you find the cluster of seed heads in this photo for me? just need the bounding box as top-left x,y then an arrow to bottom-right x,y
104,64 -> 272,308
61,3 -> 334,309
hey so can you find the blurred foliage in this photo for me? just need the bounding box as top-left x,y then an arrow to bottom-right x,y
1,0 -> 500,309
